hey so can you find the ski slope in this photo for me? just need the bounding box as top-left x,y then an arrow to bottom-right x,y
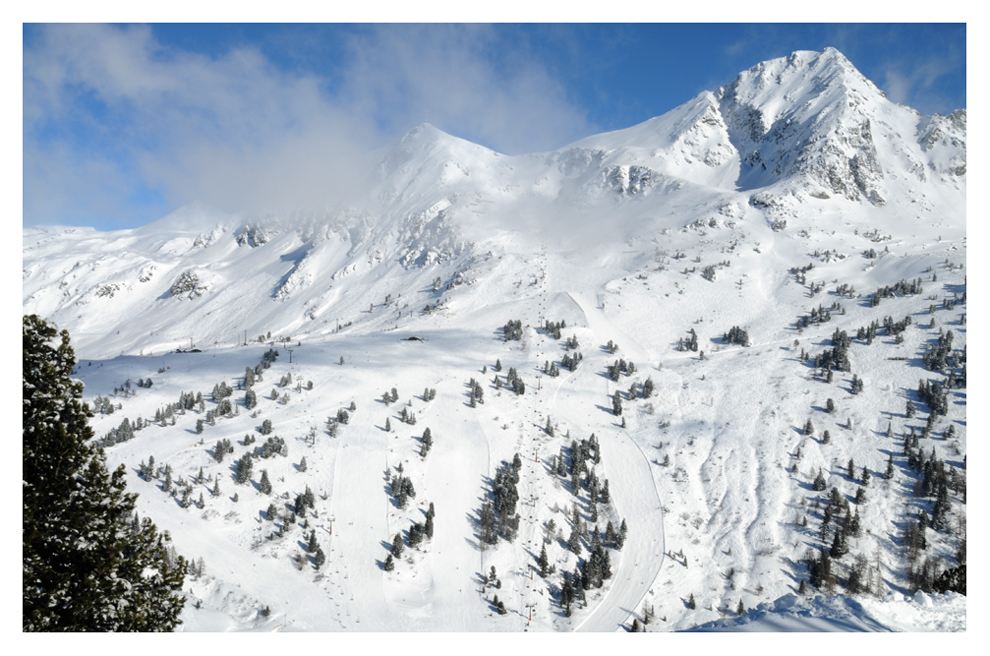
23,48 -> 966,632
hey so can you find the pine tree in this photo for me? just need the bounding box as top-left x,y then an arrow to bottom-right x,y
830,528 -> 849,559
687,593 -> 696,609
235,453 -> 253,485
813,468 -> 827,491
567,527 -> 582,555
391,533 -> 404,557
23,315 -> 186,631
383,554 -> 394,571
538,545 -> 549,577
299,456 -> 307,473
259,469 -> 272,495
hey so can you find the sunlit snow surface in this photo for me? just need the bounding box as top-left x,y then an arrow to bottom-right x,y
23,49 -> 965,632
689,591 -> 965,632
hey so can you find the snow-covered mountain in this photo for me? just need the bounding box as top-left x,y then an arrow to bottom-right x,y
23,49 -> 965,359
22,48 -> 966,632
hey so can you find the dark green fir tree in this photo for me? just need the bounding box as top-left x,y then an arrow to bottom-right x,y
23,315 -> 186,631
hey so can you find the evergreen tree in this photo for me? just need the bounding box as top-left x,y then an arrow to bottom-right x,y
737,600 -> 745,615
235,453 -> 253,485
314,547 -> 326,569
830,528 -> 849,559
23,315 -> 186,631
813,468 -> 827,491
538,545 -> 549,578
931,485 -> 951,531
298,456 -> 307,473
687,593 -> 696,609
420,427 -> 433,457
391,533 -> 404,558
259,469 -> 272,495
567,527 -> 582,555
383,554 -> 394,571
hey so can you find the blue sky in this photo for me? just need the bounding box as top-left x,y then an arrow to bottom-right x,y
23,23 -> 967,230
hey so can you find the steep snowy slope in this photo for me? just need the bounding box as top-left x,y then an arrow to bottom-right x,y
23,48 -> 966,632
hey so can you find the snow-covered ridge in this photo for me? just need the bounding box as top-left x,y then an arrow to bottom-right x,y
23,48 -> 964,357
22,49 -> 965,632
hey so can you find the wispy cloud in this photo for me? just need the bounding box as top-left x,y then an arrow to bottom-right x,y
335,25 -> 596,154
23,24 -> 597,227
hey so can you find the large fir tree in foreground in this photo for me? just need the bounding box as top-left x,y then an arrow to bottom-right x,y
23,315 -> 187,631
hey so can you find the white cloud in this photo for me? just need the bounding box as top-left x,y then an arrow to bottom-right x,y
337,25 -> 596,155
23,24 -> 598,227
